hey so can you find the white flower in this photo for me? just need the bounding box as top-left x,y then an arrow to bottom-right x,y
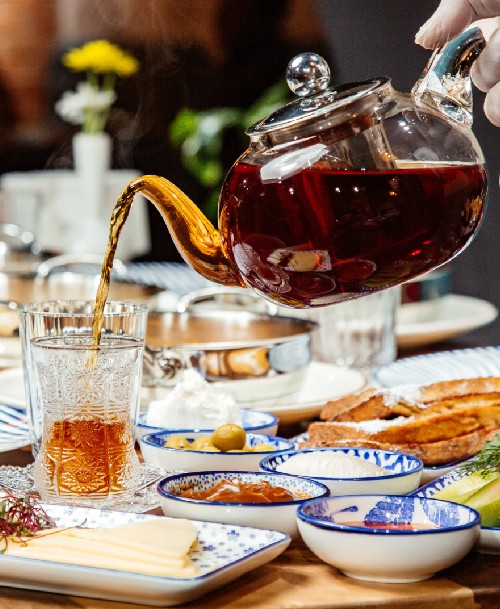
55,82 -> 116,126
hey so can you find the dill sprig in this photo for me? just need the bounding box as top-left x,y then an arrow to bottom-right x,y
460,432 -> 500,478
0,486 -> 55,553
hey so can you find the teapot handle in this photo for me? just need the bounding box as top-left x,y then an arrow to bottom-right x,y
176,286 -> 278,315
412,26 -> 486,125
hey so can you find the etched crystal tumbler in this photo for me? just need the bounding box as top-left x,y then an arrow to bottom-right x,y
19,301 -> 147,505
310,287 -> 400,377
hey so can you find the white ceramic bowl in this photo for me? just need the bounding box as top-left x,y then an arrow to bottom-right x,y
297,494 -> 480,583
135,408 -> 279,443
141,432 -> 294,473
260,447 -> 423,495
158,471 -> 329,538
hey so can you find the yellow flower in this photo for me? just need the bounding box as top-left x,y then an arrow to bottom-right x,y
62,40 -> 139,77
58,39 -> 139,132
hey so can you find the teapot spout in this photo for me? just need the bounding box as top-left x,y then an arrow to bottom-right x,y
412,26 -> 486,124
135,175 -> 243,287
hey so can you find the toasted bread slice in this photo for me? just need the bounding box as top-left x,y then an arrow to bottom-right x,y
318,387 -> 379,421
418,377 -> 500,402
300,428 -> 497,466
322,390 -> 422,422
413,393 -> 500,416
309,404 -> 500,444
320,377 -> 500,422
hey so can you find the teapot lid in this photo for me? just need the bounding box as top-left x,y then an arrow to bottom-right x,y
247,52 -> 387,136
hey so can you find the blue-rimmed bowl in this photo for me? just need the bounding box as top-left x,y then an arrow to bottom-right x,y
297,494 -> 480,583
260,447 -> 423,495
141,432 -> 294,472
135,408 -> 279,443
158,471 -> 329,538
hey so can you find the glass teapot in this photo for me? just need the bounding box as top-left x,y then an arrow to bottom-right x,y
116,27 -> 487,308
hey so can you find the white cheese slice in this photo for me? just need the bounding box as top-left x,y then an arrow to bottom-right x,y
6,518 -> 199,578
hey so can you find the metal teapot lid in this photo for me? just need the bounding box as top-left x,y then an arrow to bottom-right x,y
247,52 -> 386,135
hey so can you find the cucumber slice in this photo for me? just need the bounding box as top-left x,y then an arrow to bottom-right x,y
465,477 -> 500,527
433,471 -> 498,504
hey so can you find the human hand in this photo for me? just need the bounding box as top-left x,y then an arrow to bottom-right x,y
415,0 -> 500,126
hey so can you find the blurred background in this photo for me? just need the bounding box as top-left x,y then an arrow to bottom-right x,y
0,0 -> 498,342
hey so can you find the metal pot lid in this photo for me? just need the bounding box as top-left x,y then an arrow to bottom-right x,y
246,52 -> 386,136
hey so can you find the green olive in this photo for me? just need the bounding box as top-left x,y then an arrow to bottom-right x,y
211,424 -> 246,452
164,436 -> 191,449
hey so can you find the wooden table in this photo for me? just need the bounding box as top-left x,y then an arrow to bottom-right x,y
0,533 -> 497,609
0,444 -> 499,608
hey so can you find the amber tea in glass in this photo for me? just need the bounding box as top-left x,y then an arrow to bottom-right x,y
30,334 -> 143,504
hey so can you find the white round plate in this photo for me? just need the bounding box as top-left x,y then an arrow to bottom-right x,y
374,346 -> 500,388
396,294 -> 498,348
240,361 -> 366,425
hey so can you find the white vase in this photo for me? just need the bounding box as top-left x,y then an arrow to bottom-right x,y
72,131 -> 112,176
71,132 -> 112,254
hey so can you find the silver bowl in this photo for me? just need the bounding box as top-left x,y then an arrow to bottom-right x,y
143,309 -> 316,401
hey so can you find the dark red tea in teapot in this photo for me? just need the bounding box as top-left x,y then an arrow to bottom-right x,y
220,161 -> 486,306
92,33 -> 488,326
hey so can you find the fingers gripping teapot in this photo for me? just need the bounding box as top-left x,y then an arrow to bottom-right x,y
109,28 -> 487,308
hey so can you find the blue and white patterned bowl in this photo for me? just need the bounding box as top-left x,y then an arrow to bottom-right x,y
297,494 -> 480,583
141,432 -> 294,473
136,408 -> 279,443
260,447 -> 423,495
158,471 -> 329,538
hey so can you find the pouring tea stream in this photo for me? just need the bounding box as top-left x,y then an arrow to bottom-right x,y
92,27 -> 488,342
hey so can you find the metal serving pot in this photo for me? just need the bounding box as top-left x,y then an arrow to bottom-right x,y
143,309 -> 316,402
0,254 -> 161,305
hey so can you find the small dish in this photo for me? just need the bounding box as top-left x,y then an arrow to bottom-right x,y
420,457 -> 471,485
290,431 -> 463,484
158,471 -> 329,538
297,494 -> 480,583
135,408 -> 279,443
413,466 -> 500,554
260,447 -> 423,495
141,432 -> 294,473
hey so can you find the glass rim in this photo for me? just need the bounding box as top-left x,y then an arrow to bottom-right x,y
30,334 -> 144,351
18,300 -> 148,317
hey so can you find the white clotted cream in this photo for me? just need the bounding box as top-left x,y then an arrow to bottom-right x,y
276,451 -> 390,478
146,368 -> 242,429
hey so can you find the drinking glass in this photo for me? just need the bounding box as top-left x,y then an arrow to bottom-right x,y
18,301 -> 147,505
310,287 -> 400,377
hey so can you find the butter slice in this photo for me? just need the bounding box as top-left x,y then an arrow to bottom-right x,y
6,518 -> 199,578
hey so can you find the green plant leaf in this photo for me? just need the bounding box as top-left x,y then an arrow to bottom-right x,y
169,109 -> 199,147
169,79 -> 292,220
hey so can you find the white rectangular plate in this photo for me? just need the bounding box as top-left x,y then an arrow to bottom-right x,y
413,467 -> 499,555
0,504 -> 290,606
